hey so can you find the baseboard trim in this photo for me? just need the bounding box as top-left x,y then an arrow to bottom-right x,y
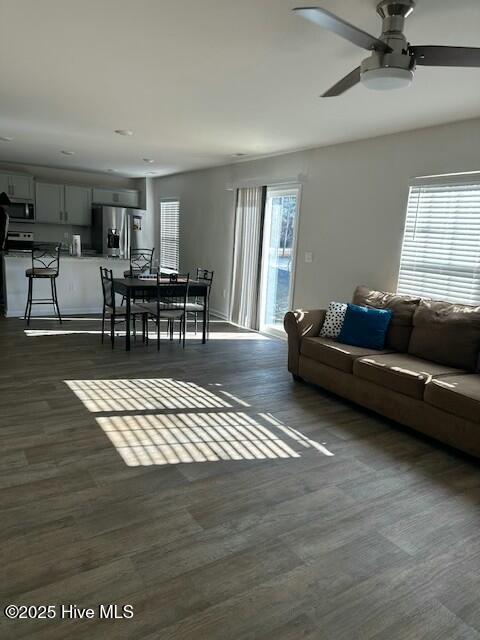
7,305 -> 231,320
5,306 -> 103,318
209,308 -> 229,320
6,306 -> 231,320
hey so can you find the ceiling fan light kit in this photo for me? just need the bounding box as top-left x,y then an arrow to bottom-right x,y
293,0 -> 480,96
361,65 -> 413,90
361,0 -> 415,90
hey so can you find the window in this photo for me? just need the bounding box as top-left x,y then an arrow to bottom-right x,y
397,181 -> 480,304
159,199 -> 180,271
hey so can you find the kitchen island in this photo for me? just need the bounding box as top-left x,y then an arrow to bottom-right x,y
2,253 -> 130,318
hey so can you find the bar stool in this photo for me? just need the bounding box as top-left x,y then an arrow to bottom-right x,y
24,243 -> 62,325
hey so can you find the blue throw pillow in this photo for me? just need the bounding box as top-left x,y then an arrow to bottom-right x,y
337,303 -> 392,350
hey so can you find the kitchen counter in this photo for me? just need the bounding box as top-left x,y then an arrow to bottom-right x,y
2,253 -> 130,317
5,251 -> 126,261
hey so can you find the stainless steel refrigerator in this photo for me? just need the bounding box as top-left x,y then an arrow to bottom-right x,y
92,206 -> 145,258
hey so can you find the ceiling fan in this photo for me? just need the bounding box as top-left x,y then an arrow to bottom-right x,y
293,1 -> 480,96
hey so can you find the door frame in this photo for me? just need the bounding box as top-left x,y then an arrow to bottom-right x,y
258,183 -> 302,338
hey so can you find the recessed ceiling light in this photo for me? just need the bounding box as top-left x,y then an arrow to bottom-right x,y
0,136 -> 13,142
143,158 -> 154,163
146,171 -> 156,175
61,150 -> 75,155
114,129 -> 133,136
108,168 -> 119,173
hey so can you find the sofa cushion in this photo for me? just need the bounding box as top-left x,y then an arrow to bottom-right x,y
408,299 -> 480,371
424,374 -> 480,424
300,337 -> 393,374
353,353 -> 464,400
353,285 -> 421,352
338,303 -> 392,350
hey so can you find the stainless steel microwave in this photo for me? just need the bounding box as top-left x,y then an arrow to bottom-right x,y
7,201 -> 34,222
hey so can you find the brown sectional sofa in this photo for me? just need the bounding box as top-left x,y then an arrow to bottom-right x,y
284,285 -> 480,459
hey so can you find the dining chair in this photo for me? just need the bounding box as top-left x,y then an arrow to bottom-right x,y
139,273 -> 190,350
123,248 -> 155,278
121,248 -> 155,304
186,268 -> 214,337
100,267 -> 146,349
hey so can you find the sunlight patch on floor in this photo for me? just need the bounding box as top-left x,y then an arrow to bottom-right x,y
25,329 -> 268,340
65,377 -> 334,466
97,411 -> 302,466
65,378 -> 234,412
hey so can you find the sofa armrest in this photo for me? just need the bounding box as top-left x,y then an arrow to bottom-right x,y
284,309 -> 326,375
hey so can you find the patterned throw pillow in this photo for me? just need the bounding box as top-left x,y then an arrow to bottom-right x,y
320,301 -> 348,338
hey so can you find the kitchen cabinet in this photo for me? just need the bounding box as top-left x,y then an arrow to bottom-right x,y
35,183 -> 64,224
0,174 -> 9,195
10,174 -> 34,200
92,187 -> 139,208
35,182 -> 92,226
0,172 -> 34,200
64,185 -> 92,226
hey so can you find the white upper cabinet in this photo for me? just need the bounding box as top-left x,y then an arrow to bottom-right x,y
35,183 -> 64,224
0,174 -> 9,195
64,185 -> 92,226
10,174 -> 34,200
92,187 -> 139,208
11,171 -> 139,226
0,172 -> 34,200
35,183 -> 92,226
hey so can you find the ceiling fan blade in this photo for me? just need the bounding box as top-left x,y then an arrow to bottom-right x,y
321,66 -> 361,97
411,45 -> 480,67
293,6 -> 391,53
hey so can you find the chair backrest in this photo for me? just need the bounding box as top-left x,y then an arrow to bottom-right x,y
100,267 -> 115,308
195,267 -> 214,302
32,243 -> 61,274
129,248 -> 154,276
196,267 -> 214,285
157,272 -> 190,314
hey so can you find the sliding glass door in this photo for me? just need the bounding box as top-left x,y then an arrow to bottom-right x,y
259,186 -> 300,335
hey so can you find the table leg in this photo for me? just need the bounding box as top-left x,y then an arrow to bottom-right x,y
202,292 -> 207,344
125,291 -> 131,351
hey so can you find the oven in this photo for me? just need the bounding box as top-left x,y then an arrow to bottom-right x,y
6,231 -> 34,252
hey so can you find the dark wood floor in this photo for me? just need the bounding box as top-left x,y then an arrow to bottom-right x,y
1,314 -> 480,639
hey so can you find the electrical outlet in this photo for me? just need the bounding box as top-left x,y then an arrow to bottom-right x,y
222,289 -> 226,298
305,251 -> 313,263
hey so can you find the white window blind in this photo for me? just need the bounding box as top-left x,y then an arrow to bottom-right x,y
160,200 -> 180,271
397,181 -> 480,305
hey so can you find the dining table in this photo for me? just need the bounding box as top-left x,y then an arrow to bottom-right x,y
112,276 -> 209,351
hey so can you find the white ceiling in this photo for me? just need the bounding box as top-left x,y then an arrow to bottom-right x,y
0,0 -> 479,177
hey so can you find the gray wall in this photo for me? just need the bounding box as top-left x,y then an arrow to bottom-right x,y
153,117 -> 480,318
153,167 -> 235,315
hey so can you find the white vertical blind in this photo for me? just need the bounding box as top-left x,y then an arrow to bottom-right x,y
230,187 -> 263,329
397,181 -> 480,304
160,200 -> 180,271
